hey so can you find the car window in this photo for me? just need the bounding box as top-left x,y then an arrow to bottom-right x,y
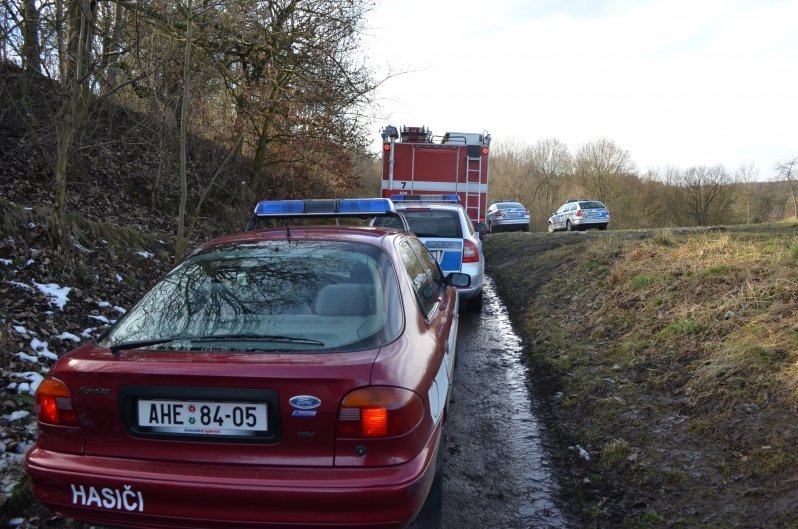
579,201 -> 605,209
398,210 -> 463,239
498,202 -> 523,209
103,240 -> 403,352
568,203 -> 577,212
398,240 -> 438,317
408,238 -> 445,296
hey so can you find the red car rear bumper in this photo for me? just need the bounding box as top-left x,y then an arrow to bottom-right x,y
26,430 -> 440,529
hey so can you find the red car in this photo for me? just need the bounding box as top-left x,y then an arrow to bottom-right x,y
26,198 -> 469,529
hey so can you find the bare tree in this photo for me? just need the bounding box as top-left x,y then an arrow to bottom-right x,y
573,139 -> 637,227
734,162 -> 759,224
775,157 -> 798,218
175,0 -> 193,262
51,0 -> 97,248
21,0 -> 40,73
680,165 -> 733,226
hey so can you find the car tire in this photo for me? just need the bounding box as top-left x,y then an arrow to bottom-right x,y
598,224 -> 607,231
487,221 -> 493,234
566,220 -> 573,232
547,223 -> 554,233
468,291 -> 484,312
409,441 -> 444,529
522,225 -> 529,233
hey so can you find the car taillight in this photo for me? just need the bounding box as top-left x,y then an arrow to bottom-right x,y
525,209 -> 530,215
463,239 -> 480,263
35,377 -> 79,426
576,209 -> 583,218
338,387 -> 423,438
495,210 -> 503,218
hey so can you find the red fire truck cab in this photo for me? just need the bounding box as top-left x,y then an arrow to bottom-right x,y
380,125 -> 491,225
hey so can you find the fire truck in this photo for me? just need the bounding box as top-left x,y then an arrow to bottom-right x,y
380,125 -> 491,225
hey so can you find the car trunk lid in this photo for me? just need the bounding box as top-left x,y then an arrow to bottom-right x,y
57,344 -> 377,467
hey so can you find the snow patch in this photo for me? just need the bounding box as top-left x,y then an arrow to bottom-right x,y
15,352 -> 38,363
30,338 -> 58,361
113,306 -> 127,314
89,315 -> 110,324
136,250 -> 154,259
0,258 -> 11,266
32,281 -> 71,310
1,410 -> 30,422
9,371 -> 44,394
97,301 -> 112,308
8,281 -> 31,290
13,325 -> 28,335
58,331 -> 81,343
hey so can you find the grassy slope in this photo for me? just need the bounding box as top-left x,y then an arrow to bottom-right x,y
485,224 -> 798,529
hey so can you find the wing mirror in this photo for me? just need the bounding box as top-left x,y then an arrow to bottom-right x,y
446,272 -> 471,288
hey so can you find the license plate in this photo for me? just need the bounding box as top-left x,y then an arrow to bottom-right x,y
137,399 -> 268,437
506,211 -> 520,218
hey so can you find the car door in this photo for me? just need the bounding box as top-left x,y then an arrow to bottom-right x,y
553,205 -> 565,230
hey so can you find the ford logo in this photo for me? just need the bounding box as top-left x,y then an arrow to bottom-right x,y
289,395 -> 321,410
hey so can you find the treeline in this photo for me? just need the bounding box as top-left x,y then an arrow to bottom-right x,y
1,0 -> 378,258
488,138 -> 798,232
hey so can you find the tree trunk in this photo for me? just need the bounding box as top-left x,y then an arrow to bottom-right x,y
253,112 -> 272,182
175,0 -> 193,263
21,0 -> 41,73
51,0 -> 96,249
102,2 -> 125,94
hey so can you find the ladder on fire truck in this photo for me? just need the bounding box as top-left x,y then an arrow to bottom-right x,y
464,144 -> 483,222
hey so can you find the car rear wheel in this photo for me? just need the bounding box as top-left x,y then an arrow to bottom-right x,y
598,224 -> 607,231
469,291 -> 484,312
566,220 -> 573,231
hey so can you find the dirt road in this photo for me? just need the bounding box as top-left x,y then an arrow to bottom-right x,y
438,277 -> 577,528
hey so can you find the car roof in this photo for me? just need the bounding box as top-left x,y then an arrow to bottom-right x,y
394,202 -> 466,213
194,225 -> 404,254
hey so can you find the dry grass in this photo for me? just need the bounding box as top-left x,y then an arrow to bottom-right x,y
486,224 -> 798,528
605,231 -> 798,409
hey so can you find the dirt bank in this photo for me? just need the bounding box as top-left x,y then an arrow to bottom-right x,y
485,226 -> 798,529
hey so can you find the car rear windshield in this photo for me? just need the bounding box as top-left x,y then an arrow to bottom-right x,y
103,241 -> 403,352
394,209 -> 464,238
496,202 -> 524,210
579,201 -> 606,209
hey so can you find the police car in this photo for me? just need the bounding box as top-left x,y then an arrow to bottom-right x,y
26,198 -> 468,529
375,195 -> 486,311
548,199 -> 610,232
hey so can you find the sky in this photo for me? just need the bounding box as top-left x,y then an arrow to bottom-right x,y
362,0 -> 798,180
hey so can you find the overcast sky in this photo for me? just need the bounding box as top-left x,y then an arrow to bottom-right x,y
363,0 -> 798,180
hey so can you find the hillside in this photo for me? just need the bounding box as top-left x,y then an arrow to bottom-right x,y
485,226 -> 798,529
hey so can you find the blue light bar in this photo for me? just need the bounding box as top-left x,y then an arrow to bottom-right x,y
338,198 -> 395,214
253,200 -> 304,215
252,198 -> 395,217
390,194 -> 460,203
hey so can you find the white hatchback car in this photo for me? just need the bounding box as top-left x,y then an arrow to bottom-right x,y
486,201 -> 530,233
548,199 -> 609,232
375,196 -> 486,310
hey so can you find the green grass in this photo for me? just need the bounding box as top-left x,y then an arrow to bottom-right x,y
486,225 -> 798,528
659,318 -> 702,337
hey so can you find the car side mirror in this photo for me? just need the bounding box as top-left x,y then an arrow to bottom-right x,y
446,272 -> 471,288
475,222 -> 487,239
